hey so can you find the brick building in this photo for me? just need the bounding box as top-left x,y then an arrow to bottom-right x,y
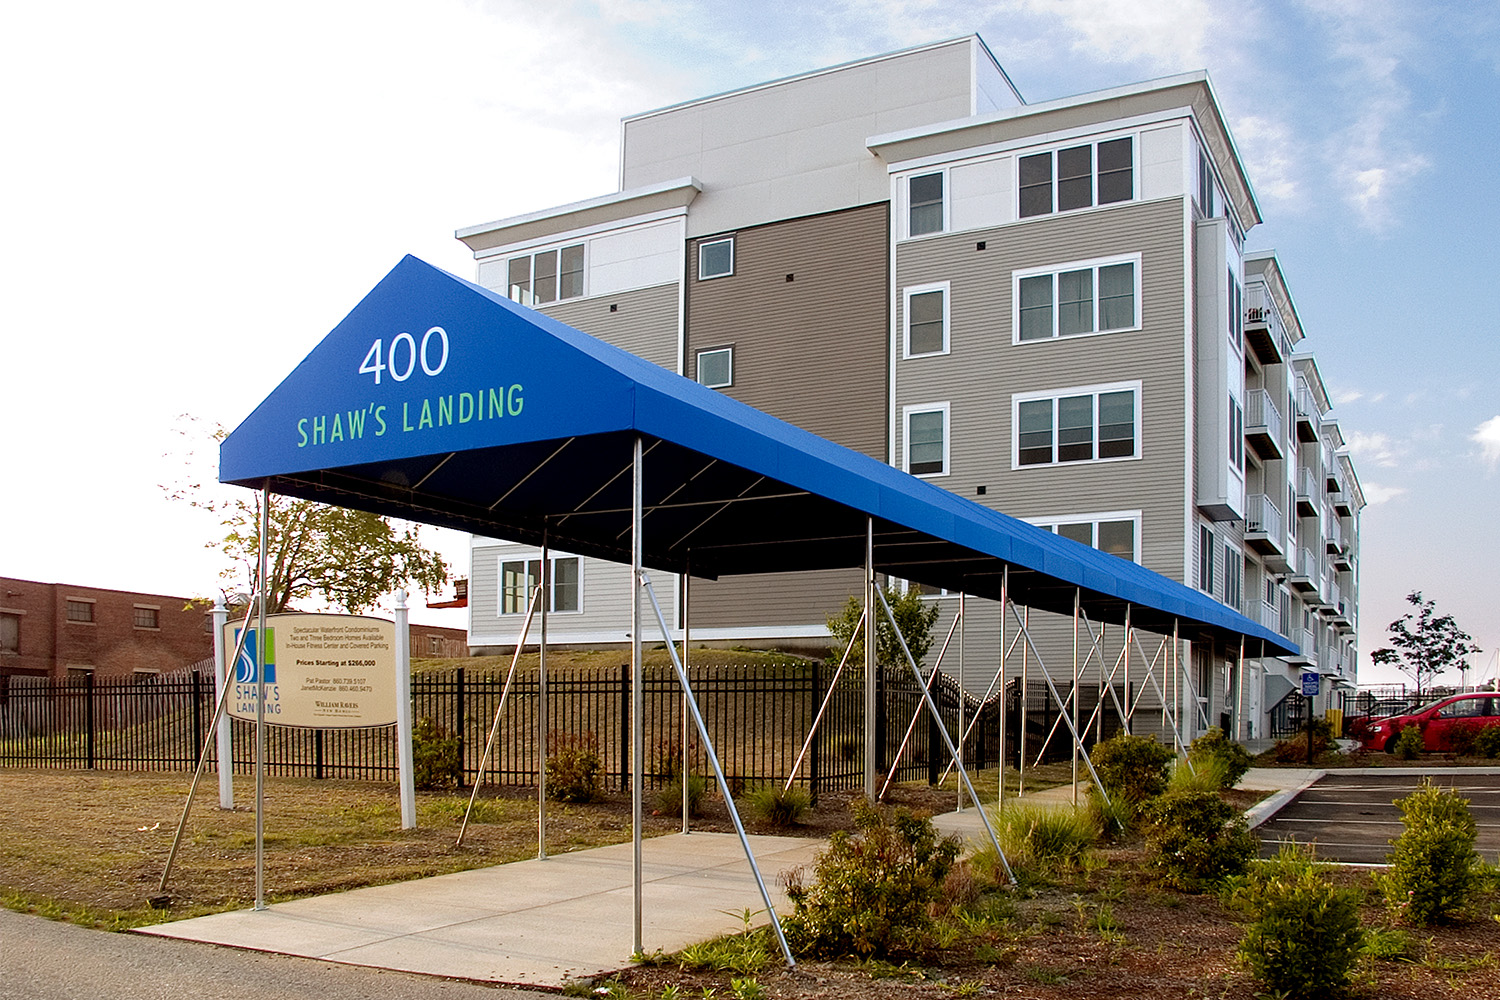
0,577 -> 214,680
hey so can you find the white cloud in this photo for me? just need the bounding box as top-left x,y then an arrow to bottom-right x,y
1472,415 -> 1500,471
1231,114 -> 1299,204
1333,388 -> 1363,405
1345,430 -> 1404,468
1360,483 -> 1406,505
1012,0 -> 1218,70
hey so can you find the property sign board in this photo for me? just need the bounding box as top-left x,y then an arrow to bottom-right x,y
1300,670 -> 1321,697
226,614 -> 398,728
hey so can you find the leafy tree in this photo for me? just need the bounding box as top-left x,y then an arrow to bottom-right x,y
166,418 -> 449,614
1370,591 -> 1482,701
826,583 -> 939,671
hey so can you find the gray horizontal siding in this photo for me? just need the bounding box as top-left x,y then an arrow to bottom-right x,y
687,203 -> 889,458
542,282 -> 679,372
893,197 -> 1190,583
688,568 -> 862,632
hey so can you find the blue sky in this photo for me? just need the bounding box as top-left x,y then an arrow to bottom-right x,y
1,0 -> 1495,685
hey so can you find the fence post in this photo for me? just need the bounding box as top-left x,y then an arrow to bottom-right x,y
191,670 -> 204,768
620,663 -> 630,793
314,729 -> 324,780
927,681 -> 941,786
808,660 -> 821,805
85,672 -> 96,770
875,668 -> 887,775
455,667 -> 466,785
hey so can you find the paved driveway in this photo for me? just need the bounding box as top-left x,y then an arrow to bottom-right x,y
1255,768 -> 1500,864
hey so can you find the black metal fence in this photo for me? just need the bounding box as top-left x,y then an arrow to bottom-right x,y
0,662 -> 1124,791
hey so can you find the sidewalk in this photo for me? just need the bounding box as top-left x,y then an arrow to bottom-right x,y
929,766 -> 1324,843
137,832 -> 821,989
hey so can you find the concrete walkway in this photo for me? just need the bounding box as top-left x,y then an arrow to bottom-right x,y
138,832 -> 822,989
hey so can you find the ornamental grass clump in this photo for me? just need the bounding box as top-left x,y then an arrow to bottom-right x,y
1380,778 -> 1480,925
1226,844 -> 1365,998
983,802 -> 1098,880
1187,728 -> 1253,789
781,799 -> 959,958
744,784 -> 811,828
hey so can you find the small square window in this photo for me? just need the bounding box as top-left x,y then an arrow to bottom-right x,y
0,612 -> 18,653
697,348 -> 733,388
699,238 -> 734,279
66,600 -> 94,623
133,607 -> 159,629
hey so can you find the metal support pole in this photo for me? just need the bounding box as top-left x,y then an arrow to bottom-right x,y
458,584 -> 542,846
997,568 -> 1007,810
784,608 -> 864,792
254,483 -> 269,911
876,588 -> 1014,884
539,530 -> 549,859
159,598 -> 258,893
1019,605 -> 1028,797
863,518 -> 876,801
1072,589 -> 1080,807
641,574 -> 797,967
680,569 -> 690,833
630,435 -> 644,958
1172,620 -> 1182,754
1234,637 -> 1246,743
1122,605 -> 1132,734
957,592 -> 965,812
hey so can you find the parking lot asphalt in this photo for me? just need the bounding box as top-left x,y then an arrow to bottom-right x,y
1254,768 -> 1500,864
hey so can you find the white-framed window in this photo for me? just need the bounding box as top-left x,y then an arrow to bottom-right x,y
1229,394 -> 1244,472
507,244 -> 585,306
1013,254 -> 1140,342
1018,136 -> 1134,218
1196,150 -> 1216,217
1199,524 -> 1215,595
698,237 -> 734,280
1224,541 -> 1243,613
499,556 -> 582,615
1029,510 -> 1142,563
908,171 -> 944,236
1227,269 -> 1243,352
903,402 -> 949,477
895,577 -> 951,598
696,347 -> 733,388
1012,381 -> 1140,468
902,282 -> 950,358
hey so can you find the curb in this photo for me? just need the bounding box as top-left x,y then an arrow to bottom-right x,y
1244,769 -> 1326,830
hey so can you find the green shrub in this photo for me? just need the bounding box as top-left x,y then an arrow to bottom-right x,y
412,717 -> 463,790
1226,844 -> 1364,998
546,731 -> 604,803
1475,723 -> 1500,759
744,784 -> 811,828
1392,723 -> 1424,760
1380,778 -> 1480,924
655,772 -> 708,818
1143,789 -> 1256,892
982,803 -> 1098,879
781,800 -> 960,958
1089,733 -> 1174,805
1188,729 -> 1253,788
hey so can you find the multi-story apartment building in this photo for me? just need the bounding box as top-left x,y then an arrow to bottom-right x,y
453,36 -> 1364,742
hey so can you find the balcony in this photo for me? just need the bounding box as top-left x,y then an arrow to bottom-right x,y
1294,380 -> 1319,442
1325,515 -> 1343,554
1245,388 -> 1284,460
1333,488 -> 1354,517
1295,466 -> 1318,517
1244,492 -> 1286,558
1244,284 -> 1290,366
1288,546 -> 1318,593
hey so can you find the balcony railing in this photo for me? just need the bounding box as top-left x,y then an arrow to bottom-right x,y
1244,283 -> 1291,364
1245,388 -> 1284,459
1245,492 -> 1285,551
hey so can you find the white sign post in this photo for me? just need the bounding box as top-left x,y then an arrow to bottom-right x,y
394,591 -> 415,829
211,599 -> 234,809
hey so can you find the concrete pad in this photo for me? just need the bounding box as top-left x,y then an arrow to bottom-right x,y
137,831 -> 823,988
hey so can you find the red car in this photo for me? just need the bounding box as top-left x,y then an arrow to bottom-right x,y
1358,693 -> 1500,753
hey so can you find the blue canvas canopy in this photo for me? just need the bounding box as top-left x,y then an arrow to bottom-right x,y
221,255 -> 1294,657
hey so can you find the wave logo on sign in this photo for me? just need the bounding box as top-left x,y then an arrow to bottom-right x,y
233,627 -> 277,685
